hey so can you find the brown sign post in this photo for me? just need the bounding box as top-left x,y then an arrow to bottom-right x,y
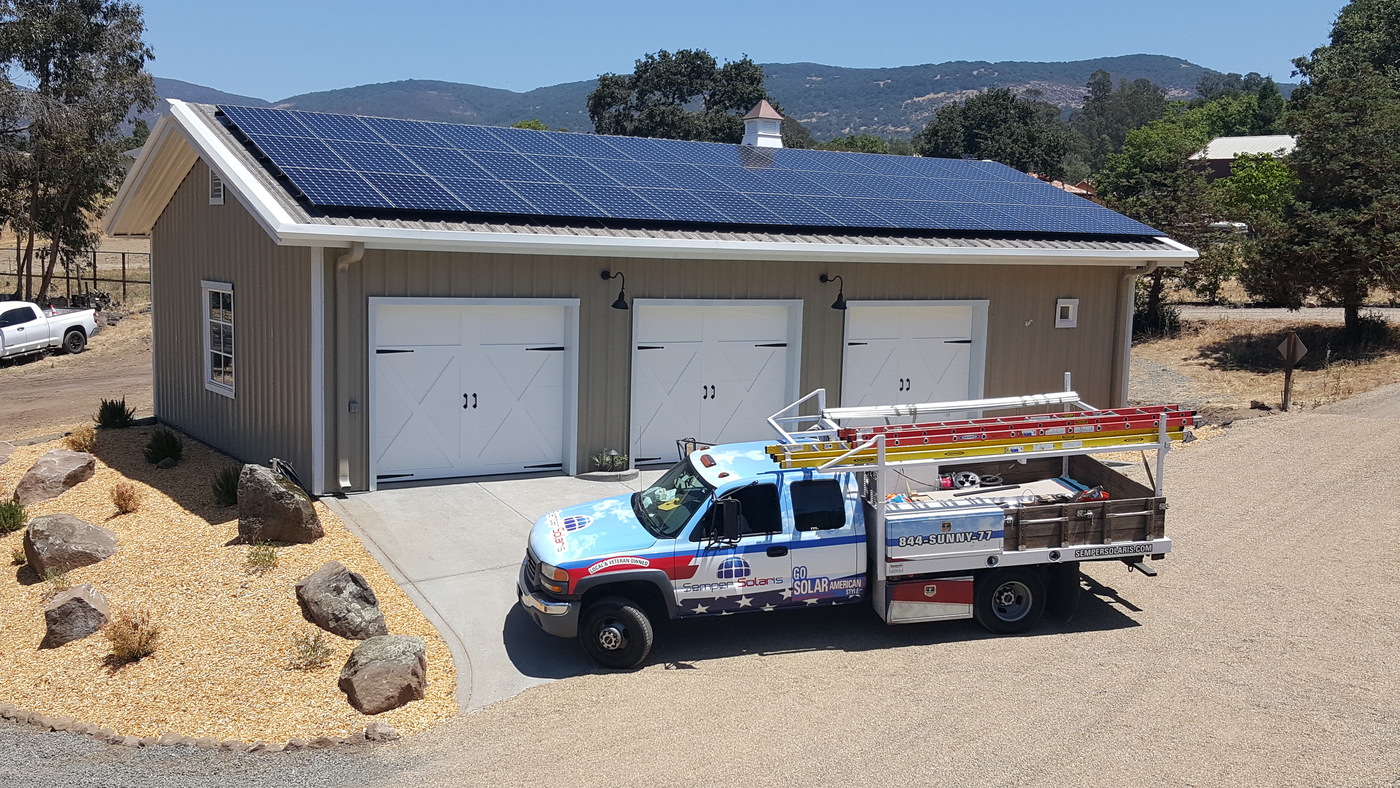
1278,331 -> 1308,411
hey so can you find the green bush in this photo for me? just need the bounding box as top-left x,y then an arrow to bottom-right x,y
213,465 -> 242,507
144,428 -> 184,465
1132,301 -> 1182,340
590,450 -> 629,472
94,398 -> 135,428
0,500 -> 25,534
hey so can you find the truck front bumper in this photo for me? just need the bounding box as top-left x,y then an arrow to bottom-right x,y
517,560 -> 579,639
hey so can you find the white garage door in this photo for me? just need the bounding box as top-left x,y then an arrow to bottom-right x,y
371,300 -> 575,484
841,302 -> 986,418
631,301 -> 800,465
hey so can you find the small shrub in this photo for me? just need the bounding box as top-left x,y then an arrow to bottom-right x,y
287,628 -> 333,671
63,424 -> 97,452
1132,301 -> 1182,340
245,542 -> 278,574
10,548 -> 25,566
111,482 -> 142,514
144,428 -> 184,465
0,500 -> 25,534
41,568 -> 71,600
104,608 -> 161,662
94,398 -> 135,429
213,465 -> 242,507
590,449 -> 629,472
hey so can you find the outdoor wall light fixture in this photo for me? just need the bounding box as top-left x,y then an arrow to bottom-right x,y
601,269 -> 629,310
819,273 -> 847,310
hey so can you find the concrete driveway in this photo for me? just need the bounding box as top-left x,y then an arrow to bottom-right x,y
327,472 -> 657,712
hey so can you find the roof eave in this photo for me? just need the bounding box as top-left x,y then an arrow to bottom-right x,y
273,223 -> 1197,266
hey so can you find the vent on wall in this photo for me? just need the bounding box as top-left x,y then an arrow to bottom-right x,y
209,171 -> 225,205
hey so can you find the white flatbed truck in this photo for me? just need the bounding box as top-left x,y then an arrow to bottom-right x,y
518,386 -> 1195,668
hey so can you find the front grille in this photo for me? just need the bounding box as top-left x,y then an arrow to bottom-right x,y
524,547 -> 541,592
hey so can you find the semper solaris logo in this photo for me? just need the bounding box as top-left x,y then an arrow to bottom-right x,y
716,557 -> 751,579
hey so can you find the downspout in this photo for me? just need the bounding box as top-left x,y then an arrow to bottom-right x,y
1113,261 -> 1158,407
335,242 -> 365,490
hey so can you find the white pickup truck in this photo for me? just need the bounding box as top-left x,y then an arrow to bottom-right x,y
0,301 -> 98,360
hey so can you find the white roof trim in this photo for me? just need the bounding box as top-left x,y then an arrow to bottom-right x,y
103,101 -> 1197,267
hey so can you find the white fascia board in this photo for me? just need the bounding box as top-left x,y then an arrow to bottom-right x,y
102,114 -> 193,236
274,223 -> 1199,267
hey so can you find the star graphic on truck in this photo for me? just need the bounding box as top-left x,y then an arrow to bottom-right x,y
691,603 -> 710,614
736,596 -> 753,608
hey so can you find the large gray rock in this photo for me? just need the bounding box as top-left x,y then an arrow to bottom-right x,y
338,636 -> 427,715
13,450 -> 95,506
237,465 -> 322,544
41,584 -> 109,648
23,515 -> 118,575
296,561 -> 389,640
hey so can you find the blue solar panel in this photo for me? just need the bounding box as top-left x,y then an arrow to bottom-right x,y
216,103 -> 1163,236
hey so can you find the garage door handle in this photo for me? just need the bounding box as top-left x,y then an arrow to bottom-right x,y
463,393 -> 478,409
472,393 -> 478,409
945,339 -> 972,344
709,385 -> 716,399
702,385 -> 708,400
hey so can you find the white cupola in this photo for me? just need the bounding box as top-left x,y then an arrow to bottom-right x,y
741,100 -> 785,148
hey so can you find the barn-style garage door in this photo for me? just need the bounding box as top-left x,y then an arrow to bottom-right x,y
631,301 -> 801,465
841,302 -> 987,417
370,300 -> 576,485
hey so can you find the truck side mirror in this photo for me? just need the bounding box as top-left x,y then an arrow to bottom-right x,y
716,498 -> 740,542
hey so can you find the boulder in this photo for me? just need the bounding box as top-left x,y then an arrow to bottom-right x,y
338,636 -> 427,715
296,561 -> 388,640
40,583 -> 109,648
237,465 -> 322,544
13,450 -> 95,506
363,721 -> 400,742
23,515 -> 118,575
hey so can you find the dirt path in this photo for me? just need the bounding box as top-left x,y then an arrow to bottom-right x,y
0,312 -> 153,441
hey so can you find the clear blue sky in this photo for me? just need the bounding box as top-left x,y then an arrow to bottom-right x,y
138,0 -> 1344,100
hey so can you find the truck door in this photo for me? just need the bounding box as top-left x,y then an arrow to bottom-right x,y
787,476 -> 867,605
674,483 -> 793,616
0,305 -> 42,355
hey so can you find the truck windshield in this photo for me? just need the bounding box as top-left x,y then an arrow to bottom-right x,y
634,459 -> 715,538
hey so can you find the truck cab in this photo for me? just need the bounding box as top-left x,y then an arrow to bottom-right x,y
518,441 -> 867,667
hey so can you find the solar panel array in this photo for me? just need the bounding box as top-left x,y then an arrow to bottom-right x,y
215,104 -> 1161,236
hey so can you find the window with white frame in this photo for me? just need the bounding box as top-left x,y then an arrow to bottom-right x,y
202,281 -> 234,396
1055,298 -> 1079,329
209,170 -> 225,205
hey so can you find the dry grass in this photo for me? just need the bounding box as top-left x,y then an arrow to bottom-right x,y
0,427 -> 457,742
63,424 -> 96,453
1134,315 -> 1400,414
109,481 -> 141,514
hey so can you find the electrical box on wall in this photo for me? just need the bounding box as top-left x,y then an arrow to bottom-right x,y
1055,298 -> 1079,328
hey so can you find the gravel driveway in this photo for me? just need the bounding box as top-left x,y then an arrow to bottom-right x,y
2,383 -> 1397,786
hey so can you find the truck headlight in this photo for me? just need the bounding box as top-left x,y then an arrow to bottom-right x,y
540,562 -> 569,594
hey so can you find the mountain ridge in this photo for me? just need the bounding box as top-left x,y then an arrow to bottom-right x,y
153,54 -> 1292,140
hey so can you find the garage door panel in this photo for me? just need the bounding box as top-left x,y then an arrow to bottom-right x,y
842,305 -> 978,418
633,303 -> 798,465
377,306 -> 464,347
373,302 -> 571,483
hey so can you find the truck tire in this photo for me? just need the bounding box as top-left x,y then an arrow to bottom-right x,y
62,329 -> 86,354
973,567 -> 1046,635
579,595 -> 653,669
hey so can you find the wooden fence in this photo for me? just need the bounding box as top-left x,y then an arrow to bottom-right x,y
0,249 -> 151,307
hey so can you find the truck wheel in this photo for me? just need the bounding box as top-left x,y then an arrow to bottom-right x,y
974,568 -> 1046,635
579,596 -> 653,669
62,330 -> 86,354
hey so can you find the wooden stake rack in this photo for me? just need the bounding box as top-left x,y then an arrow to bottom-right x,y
767,404 -> 1198,470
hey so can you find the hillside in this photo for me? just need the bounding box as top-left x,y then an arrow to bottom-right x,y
153,54 -> 1291,141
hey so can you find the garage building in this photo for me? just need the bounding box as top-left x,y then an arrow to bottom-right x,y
103,100 -> 1195,494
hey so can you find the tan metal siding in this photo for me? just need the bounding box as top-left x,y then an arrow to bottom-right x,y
149,162 -> 312,475
338,252 -> 1125,490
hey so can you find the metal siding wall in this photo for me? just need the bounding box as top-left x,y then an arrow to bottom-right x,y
340,252 -> 1124,489
149,162 -> 312,475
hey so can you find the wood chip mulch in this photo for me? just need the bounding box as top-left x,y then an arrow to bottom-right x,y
0,426 -> 458,743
